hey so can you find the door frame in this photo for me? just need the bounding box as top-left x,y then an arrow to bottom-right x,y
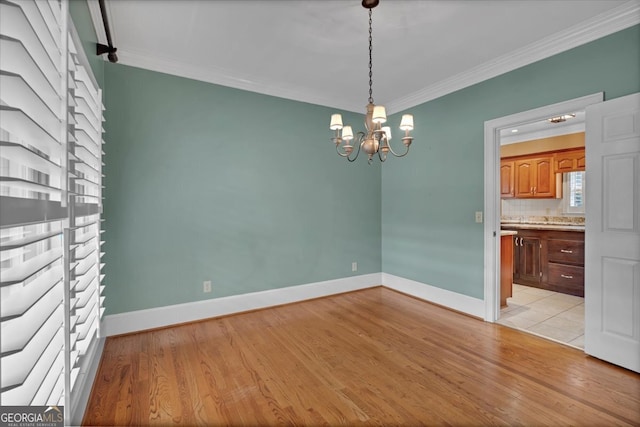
483,92 -> 603,322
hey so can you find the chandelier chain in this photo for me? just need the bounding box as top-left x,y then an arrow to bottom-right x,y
368,8 -> 373,104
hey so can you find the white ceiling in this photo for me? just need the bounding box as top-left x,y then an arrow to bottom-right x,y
92,0 -> 639,113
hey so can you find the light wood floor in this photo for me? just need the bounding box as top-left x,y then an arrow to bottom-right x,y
83,287 -> 640,426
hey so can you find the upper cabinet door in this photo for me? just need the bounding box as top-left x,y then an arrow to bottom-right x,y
533,157 -> 555,197
512,156 -> 560,198
514,159 -> 534,197
500,160 -> 515,198
555,149 -> 586,173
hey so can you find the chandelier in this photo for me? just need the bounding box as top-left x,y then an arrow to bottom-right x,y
329,0 -> 414,164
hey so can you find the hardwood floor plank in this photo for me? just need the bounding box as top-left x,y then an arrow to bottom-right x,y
83,287 -> 639,426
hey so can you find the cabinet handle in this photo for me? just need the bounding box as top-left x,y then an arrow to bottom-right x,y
533,186 -> 537,194
560,249 -> 573,253
561,274 -> 574,279
520,238 -> 524,247
531,187 -> 534,194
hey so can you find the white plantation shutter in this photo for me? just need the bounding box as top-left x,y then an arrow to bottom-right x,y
1,0 -> 66,406
0,222 -> 65,405
66,34 -> 105,396
0,0 -> 105,415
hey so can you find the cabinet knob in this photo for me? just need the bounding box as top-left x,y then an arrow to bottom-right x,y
560,249 -> 573,254
561,274 -> 574,279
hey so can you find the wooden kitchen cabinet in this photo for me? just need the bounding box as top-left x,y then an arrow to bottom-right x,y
547,264 -> 584,296
547,237 -> 585,296
500,160 -> 515,198
514,156 -> 559,198
554,148 -> 585,173
500,233 -> 515,306
513,234 -> 542,287
503,228 -> 585,296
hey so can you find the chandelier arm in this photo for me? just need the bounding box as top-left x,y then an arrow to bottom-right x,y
346,133 -> 365,162
335,144 -> 350,157
384,138 -> 411,158
335,132 -> 365,161
335,144 -> 352,158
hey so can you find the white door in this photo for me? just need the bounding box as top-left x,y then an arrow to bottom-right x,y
585,92 -> 640,373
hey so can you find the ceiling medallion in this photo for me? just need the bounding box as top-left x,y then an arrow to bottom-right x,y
329,0 -> 414,164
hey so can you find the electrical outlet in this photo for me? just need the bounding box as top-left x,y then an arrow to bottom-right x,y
203,280 -> 212,293
475,211 -> 483,223
352,262 -> 358,272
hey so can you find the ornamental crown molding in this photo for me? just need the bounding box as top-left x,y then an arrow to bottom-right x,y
386,1 -> 640,114
86,1 -> 640,114
87,0 -> 107,46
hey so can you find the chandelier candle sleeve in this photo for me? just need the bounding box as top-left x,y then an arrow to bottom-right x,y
327,0 -> 415,164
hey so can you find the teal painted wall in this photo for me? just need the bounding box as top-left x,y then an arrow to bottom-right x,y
382,25 -> 640,299
69,0 -> 104,88
103,64 -> 381,314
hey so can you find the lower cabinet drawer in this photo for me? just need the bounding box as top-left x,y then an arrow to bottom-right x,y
548,239 -> 584,265
547,263 -> 584,297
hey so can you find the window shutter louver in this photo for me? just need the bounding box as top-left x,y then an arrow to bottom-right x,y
65,32 -> 105,398
1,0 -> 106,417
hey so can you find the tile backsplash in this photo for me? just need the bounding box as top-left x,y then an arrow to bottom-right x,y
501,198 -> 584,225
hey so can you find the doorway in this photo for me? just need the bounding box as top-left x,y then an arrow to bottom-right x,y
482,93 -> 604,344
486,92 -> 640,372
497,114 -> 586,347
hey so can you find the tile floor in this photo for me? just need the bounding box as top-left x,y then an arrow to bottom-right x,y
497,284 -> 585,348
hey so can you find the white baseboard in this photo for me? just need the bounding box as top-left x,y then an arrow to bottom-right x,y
103,273 -> 382,336
382,273 -> 485,318
69,337 -> 105,426
104,272 -> 485,336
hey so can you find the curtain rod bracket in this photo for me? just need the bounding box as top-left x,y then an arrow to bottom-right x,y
96,43 -> 118,63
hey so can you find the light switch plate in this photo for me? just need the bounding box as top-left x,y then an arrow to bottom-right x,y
475,211 -> 483,223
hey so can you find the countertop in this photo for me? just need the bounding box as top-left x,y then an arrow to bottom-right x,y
501,223 -> 585,232
500,230 -> 518,236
